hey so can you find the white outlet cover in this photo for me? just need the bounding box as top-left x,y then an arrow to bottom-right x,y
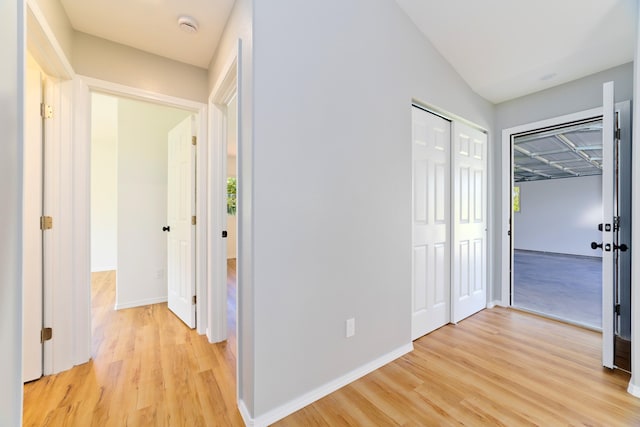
346,318 -> 355,338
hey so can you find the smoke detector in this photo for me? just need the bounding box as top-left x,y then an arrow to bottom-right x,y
178,16 -> 199,34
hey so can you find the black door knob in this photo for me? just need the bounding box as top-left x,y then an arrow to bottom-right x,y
162,226 -> 171,232
591,241 -> 603,250
614,243 -> 629,252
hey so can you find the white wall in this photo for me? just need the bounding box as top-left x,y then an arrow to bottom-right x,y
74,32 -> 209,103
116,97 -> 190,309
514,176 -> 601,257
493,62 -> 634,300
90,93 -> 118,271
249,0 -> 493,420
207,0 -> 254,412
0,1 -> 24,425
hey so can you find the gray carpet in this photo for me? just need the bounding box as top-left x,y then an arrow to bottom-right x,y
513,250 -> 602,329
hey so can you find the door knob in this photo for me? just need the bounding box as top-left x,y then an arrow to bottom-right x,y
614,243 -> 629,252
591,241 -> 603,250
162,226 -> 171,232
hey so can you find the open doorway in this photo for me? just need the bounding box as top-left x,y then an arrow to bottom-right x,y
511,119 -> 604,329
89,93 -> 195,331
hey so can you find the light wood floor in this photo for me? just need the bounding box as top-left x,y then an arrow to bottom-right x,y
24,265 -> 640,426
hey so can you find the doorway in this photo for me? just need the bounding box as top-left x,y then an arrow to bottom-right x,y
502,91 -> 632,372
511,119 -> 604,329
89,93 -> 195,325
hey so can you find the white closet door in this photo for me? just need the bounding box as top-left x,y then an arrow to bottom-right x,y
451,122 -> 487,323
411,107 -> 451,340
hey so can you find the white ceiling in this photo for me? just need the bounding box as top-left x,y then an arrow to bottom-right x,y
60,1 -> 635,102
60,0 -> 236,69
395,0 -> 636,103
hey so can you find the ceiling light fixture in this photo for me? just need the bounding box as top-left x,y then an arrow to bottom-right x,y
178,15 -> 199,34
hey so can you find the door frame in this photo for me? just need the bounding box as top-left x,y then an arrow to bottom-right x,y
76,76 -> 208,336
500,106 -> 602,307
208,44 -> 239,344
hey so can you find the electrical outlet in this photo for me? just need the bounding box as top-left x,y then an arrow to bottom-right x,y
346,318 -> 355,338
156,269 -> 164,279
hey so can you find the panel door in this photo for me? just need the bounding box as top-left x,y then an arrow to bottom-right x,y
452,122 -> 487,323
601,82 -> 615,368
167,116 -> 196,328
23,53 -> 44,382
411,107 -> 451,340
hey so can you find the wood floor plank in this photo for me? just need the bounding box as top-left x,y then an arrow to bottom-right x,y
24,267 -> 640,426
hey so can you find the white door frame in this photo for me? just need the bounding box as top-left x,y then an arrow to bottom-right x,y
76,76 -> 209,336
499,106 -> 603,307
207,45 -> 239,343
26,0 -> 78,375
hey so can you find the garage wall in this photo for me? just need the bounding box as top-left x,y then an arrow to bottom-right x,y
514,175 -> 601,257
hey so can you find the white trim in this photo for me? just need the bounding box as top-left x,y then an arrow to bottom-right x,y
114,297 -> 168,311
77,75 -> 209,337
91,266 -> 117,273
238,400 -> 254,427
630,1 -> 640,397
245,344 -> 414,427
26,0 -> 74,79
499,107 -> 602,306
628,380 -> 640,398
207,47 -> 238,344
80,76 -> 204,111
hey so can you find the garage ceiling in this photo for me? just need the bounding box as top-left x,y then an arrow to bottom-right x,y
513,120 -> 603,182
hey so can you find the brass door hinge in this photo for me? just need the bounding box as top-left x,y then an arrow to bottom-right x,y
192,295 -> 197,305
41,327 -> 53,343
191,215 -> 196,226
40,103 -> 53,119
40,216 -> 53,230
192,136 -> 197,146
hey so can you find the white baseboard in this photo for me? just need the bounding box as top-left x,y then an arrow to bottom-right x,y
487,299 -> 505,308
114,296 -> 167,310
242,343 -> 414,427
91,265 -> 116,273
628,378 -> 640,398
238,399 -> 253,426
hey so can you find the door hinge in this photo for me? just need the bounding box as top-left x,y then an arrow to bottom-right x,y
615,304 -> 621,315
40,103 -> 53,119
192,136 -> 197,146
192,215 -> 196,225
192,295 -> 197,305
615,128 -> 621,140
40,216 -> 53,230
41,327 -> 53,343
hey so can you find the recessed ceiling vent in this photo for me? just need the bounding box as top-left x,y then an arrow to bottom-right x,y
178,16 -> 199,34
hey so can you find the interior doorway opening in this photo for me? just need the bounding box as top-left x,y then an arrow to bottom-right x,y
511,119 -> 604,330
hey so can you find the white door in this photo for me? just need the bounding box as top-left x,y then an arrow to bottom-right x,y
451,122 -> 487,323
411,107 -> 451,340
23,54 -> 44,382
601,81 -> 615,368
167,116 -> 196,328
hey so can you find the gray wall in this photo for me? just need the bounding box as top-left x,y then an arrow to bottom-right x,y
250,0 -> 493,417
514,176 -> 602,257
0,1 -> 23,425
492,62 -> 634,300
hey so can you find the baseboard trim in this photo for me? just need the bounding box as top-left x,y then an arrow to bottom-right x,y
628,378 -> 640,398
91,266 -> 116,273
114,296 -> 167,310
238,399 -> 253,426
487,300 -> 504,308
244,343 -> 414,427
